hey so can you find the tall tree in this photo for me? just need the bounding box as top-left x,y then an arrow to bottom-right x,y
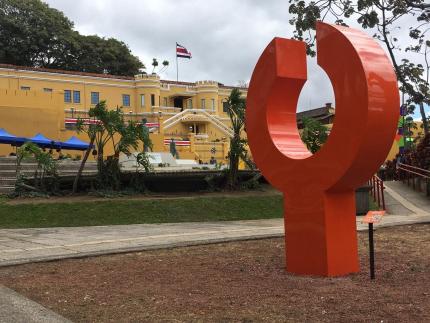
0,0 -> 74,67
0,0 -> 144,76
64,35 -> 143,76
288,0 -> 430,132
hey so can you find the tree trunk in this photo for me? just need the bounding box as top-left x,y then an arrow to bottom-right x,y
33,169 -> 39,189
228,153 -> 239,189
419,102 -> 429,135
72,135 -> 95,194
227,135 -> 241,190
113,156 -> 121,190
16,182 -> 39,192
16,160 -> 22,181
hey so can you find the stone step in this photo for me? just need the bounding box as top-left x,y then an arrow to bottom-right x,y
57,170 -> 97,175
0,178 -> 15,185
0,170 -> 97,182
0,186 -> 14,194
0,164 -> 35,170
58,166 -> 98,170
0,157 -> 18,162
0,168 -> 97,173
0,171 -> 97,179
0,163 -> 97,170
0,159 -> 96,164
58,161 -> 97,166
0,170 -> 27,175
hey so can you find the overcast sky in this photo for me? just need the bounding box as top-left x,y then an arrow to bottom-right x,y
44,0 -> 426,114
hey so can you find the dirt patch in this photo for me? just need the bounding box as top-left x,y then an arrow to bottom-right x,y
5,184 -> 280,205
0,224 -> 429,322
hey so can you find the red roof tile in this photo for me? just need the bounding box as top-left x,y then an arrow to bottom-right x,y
0,63 -> 248,89
0,63 -> 134,80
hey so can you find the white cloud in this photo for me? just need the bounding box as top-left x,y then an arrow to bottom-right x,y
43,0 -> 425,112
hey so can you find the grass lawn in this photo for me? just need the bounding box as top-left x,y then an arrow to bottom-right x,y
0,195 -> 283,228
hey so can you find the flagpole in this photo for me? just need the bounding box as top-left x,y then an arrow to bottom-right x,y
176,43 -> 179,82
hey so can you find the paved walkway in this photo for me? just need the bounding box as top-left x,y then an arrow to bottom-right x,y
0,219 -> 285,267
384,180 -> 430,214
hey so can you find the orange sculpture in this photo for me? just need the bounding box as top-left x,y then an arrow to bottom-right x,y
246,22 -> 399,276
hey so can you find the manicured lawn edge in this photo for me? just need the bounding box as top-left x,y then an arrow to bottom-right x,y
0,195 -> 283,229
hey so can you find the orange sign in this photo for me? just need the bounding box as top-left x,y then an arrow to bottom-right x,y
362,210 -> 386,224
246,22 -> 399,277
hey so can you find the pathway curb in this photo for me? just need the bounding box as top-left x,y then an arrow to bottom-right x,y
0,232 -> 284,268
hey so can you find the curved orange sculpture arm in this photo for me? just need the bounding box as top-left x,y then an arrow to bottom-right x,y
246,22 -> 399,276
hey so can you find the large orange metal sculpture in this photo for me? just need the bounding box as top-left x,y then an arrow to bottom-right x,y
246,22 -> 399,276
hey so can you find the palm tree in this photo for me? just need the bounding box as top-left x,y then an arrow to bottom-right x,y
135,118 -> 154,173
73,101 -> 145,192
160,60 -> 169,73
226,88 -> 247,189
151,58 -> 159,74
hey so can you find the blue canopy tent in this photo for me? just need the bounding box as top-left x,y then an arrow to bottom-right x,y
0,130 -> 91,156
59,136 -> 92,151
0,128 -> 27,146
29,133 -> 61,149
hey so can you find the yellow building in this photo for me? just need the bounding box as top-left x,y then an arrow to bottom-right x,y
0,64 -> 247,163
0,64 -> 411,167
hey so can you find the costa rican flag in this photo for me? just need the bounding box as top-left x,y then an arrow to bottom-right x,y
176,43 -> 192,59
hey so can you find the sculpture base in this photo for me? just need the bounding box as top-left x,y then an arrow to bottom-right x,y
283,190 -> 359,276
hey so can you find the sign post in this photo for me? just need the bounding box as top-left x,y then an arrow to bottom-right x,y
362,210 -> 385,280
368,222 -> 375,280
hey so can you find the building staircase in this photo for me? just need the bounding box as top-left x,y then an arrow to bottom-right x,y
163,109 -> 234,137
0,157 -> 97,194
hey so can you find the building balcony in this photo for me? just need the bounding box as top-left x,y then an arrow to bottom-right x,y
150,105 -> 217,115
195,133 -> 209,140
164,132 -> 209,140
150,105 -> 182,114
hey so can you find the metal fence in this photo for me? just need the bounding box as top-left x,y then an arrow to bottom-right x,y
368,175 -> 385,210
397,162 -> 430,196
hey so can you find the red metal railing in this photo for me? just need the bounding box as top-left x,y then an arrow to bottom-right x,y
397,163 -> 430,195
368,175 -> 385,210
